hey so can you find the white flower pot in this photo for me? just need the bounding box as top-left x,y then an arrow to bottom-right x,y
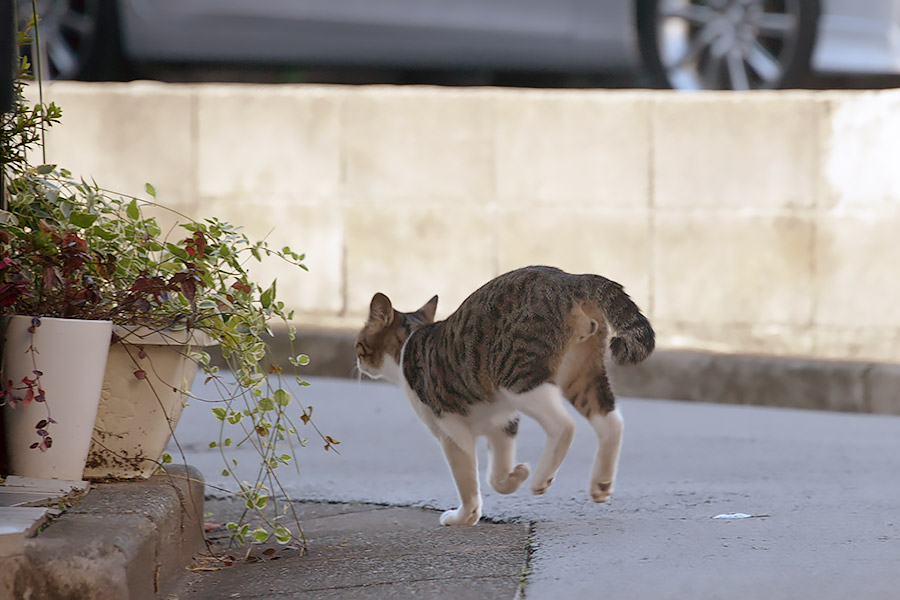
1,316 -> 112,480
84,327 -> 216,480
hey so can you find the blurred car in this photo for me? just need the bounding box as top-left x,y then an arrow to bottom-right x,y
19,0 -> 900,90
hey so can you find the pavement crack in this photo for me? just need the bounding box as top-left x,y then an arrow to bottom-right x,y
517,520 -> 537,599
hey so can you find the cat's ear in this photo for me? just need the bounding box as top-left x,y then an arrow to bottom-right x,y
416,295 -> 439,323
369,293 -> 394,326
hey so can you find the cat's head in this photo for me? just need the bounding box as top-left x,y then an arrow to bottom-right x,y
355,292 -> 438,383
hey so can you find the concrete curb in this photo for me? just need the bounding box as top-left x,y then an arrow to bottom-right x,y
271,328 -> 900,415
0,464 -> 206,600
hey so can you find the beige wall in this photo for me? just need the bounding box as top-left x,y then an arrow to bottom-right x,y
32,82 -> 900,363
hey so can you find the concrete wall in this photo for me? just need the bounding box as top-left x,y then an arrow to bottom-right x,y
32,82 -> 900,364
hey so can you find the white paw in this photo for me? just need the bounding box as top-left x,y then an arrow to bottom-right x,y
492,463 -> 531,494
591,481 -> 613,503
440,506 -> 481,526
511,463 -> 531,484
531,475 -> 555,496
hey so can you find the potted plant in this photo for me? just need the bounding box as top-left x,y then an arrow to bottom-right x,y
0,225 -> 115,481
0,37 -> 113,480
1,15 -> 334,547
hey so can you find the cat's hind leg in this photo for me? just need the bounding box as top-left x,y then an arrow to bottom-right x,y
438,433 -> 483,525
588,406 -> 623,502
486,419 -> 531,494
506,383 -> 576,496
565,368 -> 624,503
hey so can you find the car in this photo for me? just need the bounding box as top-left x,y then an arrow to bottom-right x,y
18,0 -> 900,90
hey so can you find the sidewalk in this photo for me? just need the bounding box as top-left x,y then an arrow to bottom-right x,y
176,498 -> 529,600
1,476 -> 530,600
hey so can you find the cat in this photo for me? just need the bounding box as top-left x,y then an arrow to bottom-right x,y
355,265 -> 654,525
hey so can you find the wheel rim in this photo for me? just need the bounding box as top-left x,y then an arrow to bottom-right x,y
22,0 -> 101,80
655,0 -> 802,90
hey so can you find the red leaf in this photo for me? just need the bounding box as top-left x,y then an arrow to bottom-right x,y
181,278 -> 196,304
134,370 -> 147,380
193,232 -> 206,257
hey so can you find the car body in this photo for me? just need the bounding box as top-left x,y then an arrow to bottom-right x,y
22,0 -> 900,90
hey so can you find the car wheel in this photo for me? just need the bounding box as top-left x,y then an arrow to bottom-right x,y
19,0 -> 126,81
637,0 -> 820,90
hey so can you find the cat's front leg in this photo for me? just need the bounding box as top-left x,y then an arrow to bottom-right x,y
486,420 -> 530,494
512,384 -> 576,495
438,434 -> 482,526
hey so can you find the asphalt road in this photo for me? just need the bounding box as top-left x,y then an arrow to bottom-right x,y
172,375 -> 900,599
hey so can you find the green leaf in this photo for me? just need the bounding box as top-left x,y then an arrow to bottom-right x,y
253,528 -> 269,543
273,389 -> 290,407
161,453 -> 173,464
274,526 -> 292,544
260,280 -> 276,309
145,182 -> 157,197
36,164 -> 55,174
92,225 -> 118,241
208,441 -> 217,449
221,469 -> 230,477
69,212 -> 99,228
0,210 -> 19,226
255,495 -> 269,509
212,407 -> 227,421
296,354 -> 310,366
126,198 -> 140,220
258,397 -> 275,412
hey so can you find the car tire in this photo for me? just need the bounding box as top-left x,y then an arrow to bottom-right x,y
20,0 -> 128,81
637,0 -> 820,90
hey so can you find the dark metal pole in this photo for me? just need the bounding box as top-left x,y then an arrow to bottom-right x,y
0,0 -> 14,113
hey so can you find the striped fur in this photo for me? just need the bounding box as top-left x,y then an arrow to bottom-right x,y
358,266 -> 654,418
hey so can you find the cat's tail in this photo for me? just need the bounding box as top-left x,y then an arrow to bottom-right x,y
585,275 -> 655,365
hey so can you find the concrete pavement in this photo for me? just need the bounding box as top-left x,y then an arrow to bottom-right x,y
172,375 -> 900,599
176,500 -> 528,599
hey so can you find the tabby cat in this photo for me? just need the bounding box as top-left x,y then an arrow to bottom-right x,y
355,266 -> 654,525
